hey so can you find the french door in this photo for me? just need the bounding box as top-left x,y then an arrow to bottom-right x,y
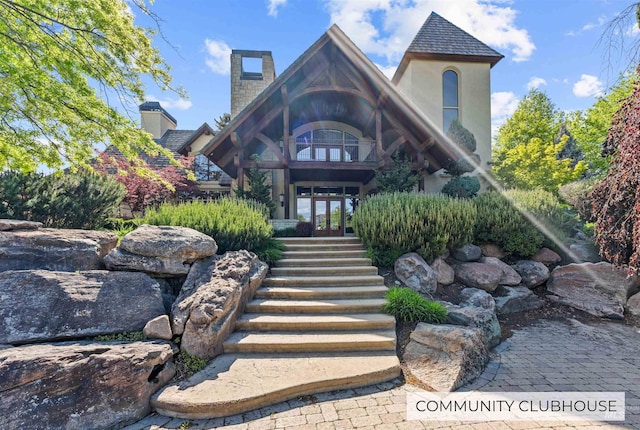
314,198 -> 343,236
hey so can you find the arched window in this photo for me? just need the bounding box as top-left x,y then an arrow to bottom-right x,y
294,128 -> 359,162
443,70 -> 459,132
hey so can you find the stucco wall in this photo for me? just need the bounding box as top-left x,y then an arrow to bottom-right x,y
395,59 -> 492,193
140,111 -> 176,139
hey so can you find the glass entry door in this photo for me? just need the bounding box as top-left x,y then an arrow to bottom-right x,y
314,198 -> 343,236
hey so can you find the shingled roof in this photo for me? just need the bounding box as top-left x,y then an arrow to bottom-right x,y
406,12 -> 503,66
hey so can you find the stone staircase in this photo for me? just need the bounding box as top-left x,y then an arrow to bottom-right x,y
151,237 -> 400,419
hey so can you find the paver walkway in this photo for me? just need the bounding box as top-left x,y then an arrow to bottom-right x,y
126,318 -> 640,429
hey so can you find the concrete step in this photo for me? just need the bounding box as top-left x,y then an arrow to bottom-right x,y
270,266 -> 378,277
282,250 -> 368,259
246,298 -> 386,314
235,313 -> 396,331
274,257 -> 372,267
283,243 -> 364,252
278,237 -> 362,245
263,275 -> 384,287
151,352 -> 401,419
254,285 -> 388,300
223,330 -> 397,353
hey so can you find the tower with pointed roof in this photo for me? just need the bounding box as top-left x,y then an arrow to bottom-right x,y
393,12 -> 503,191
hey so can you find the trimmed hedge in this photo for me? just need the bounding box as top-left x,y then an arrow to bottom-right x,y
352,192 -> 477,265
142,198 -> 273,254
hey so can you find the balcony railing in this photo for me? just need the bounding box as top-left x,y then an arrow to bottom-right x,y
294,139 -> 376,162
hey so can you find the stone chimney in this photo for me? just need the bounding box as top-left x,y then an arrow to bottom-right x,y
139,101 -> 177,139
230,50 -> 275,118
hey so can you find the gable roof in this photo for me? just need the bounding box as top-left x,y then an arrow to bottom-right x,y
201,24 -> 464,178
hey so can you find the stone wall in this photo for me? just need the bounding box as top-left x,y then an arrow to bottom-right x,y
230,50 -> 275,117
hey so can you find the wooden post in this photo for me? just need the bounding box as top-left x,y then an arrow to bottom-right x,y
375,108 -> 383,163
284,168 -> 290,219
282,86 -> 291,162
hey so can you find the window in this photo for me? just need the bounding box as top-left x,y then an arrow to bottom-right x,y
294,128 -> 360,162
443,70 -> 459,132
194,154 -> 222,181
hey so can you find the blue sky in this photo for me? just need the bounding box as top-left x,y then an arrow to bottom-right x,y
134,0 -> 640,136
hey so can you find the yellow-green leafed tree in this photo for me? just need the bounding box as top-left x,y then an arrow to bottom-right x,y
492,136 -> 588,194
0,0 -> 184,172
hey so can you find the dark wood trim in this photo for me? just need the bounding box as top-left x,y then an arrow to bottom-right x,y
290,86 -> 376,107
386,135 -> 406,158
289,161 -> 377,171
375,108 -> 383,163
255,133 -> 286,165
281,86 -> 291,162
288,60 -> 330,99
335,61 -> 379,105
218,149 -> 237,170
283,168 -> 290,219
244,160 -> 286,169
242,106 -> 283,144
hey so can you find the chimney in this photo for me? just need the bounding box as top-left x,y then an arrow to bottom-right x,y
139,101 -> 177,139
230,50 -> 275,118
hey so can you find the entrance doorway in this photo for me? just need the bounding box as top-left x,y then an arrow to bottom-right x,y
314,198 -> 343,236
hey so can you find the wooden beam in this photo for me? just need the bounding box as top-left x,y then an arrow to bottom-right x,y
218,149 -> 237,169
243,160 -> 287,169
384,112 -> 439,170
289,161 -> 377,171
241,106 -> 284,144
230,132 -> 241,149
375,108 -> 383,162
284,168 -> 290,219
255,132 -> 286,165
290,86 -> 376,108
235,152 -> 244,189
335,61 -> 378,105
288,59 -> 330,99
330,43 -> 337,87
385,135 -> 406,158
282,86 -> 291,162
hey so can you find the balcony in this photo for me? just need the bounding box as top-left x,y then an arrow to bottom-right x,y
294,139 -> 376,163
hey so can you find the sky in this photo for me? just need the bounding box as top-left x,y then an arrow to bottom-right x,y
133,0 -> 640,137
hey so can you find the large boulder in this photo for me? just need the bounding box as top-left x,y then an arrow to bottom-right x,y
479,257 -> 521,286
0,270 -> 165,344
171,251 -> 268,359
569,240 -> 600,263
627,292 -> 640,317
459,288 -> 495,312
531,247 -> 562,265
454,262 -> 503,292
480,244 -> 506,259
144,315 -> 173,340
0,341 -> 175,430
403,323 -> 489,391
105,225 -> 217,276
0,219 -> 41,231
452,244 -> 482,262
394,253 -> 437,295
0,229 -> 117,272
511,260 -> 550,288
547,262 -> 640,319
431,257 -> 455,286
493,286 -> 543,315
120,224 -> 217,262
443,301 -> 501,348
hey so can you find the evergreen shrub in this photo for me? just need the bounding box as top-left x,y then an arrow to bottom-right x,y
441,176 -> 481,198
505,188 -> 576,241
558,179 -> 597,221
143,198 -> 273,254
352,192 -> 476,265
295,221 -> 314,237
384,288 -> 447,323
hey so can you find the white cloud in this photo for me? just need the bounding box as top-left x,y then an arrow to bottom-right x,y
267,0 -> 287,17
573,74 -> 604,98
204,39 -> 232,75
374,63 -> 397,79
324,0 -> 535,64
626,23 -> 640,36
145,95 -> 192,111
582,16 -> 607,31
526,76 -> 546,90
491,91 -> 519,136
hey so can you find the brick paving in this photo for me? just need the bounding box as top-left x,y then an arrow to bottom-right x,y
124,318 -> 640,430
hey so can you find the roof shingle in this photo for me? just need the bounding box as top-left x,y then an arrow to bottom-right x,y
407,12 -> 503,63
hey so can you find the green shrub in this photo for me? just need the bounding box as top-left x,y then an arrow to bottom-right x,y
473,191 -> 544,257
352,192 -> 477,264
273,227 -> 298,237
174,350 -> 209,379
104,217 -> 141,240
366,247 -> 405,268
441,176 -> 481,198
142,198 -> 272,254
384,288 -> 447,323
505,188 -> 577,242
254,238 -> 285,265
558,178 -> 598,221
295,221 -> 314,237
0,171 -> 125,229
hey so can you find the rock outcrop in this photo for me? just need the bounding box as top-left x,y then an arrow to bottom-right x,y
171,251 -> 268,358
0,219 -> 42,231
0,341 -> 175,430
104,225 -> 217,276
0,229 -> 117,272
512,260 -> 550,288
431,257 -> 455,286
493,286 -> 543,315
547,262 -> 640,319
444,301 -> 501,348
452,245 -> 482,262
403,323 -> 488,391
0,270 -> 165,344
394,253 -> 437,295
454,262 -> 503,292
